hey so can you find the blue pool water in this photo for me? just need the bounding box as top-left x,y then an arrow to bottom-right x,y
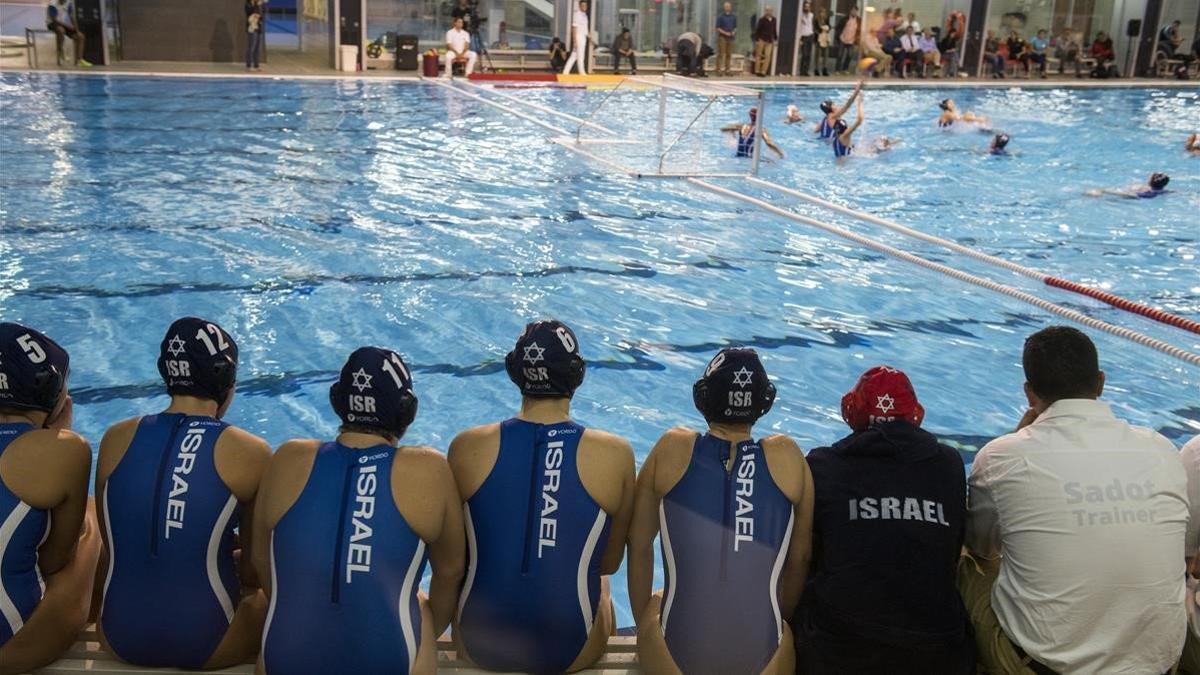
1,74 -> 1198,625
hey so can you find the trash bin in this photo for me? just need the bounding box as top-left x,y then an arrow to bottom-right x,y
422,52 -> 440,77
340,45 -> 358,72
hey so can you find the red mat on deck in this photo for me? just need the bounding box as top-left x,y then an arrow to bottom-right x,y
468,72 -> 558,82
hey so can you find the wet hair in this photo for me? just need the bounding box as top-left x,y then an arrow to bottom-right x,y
1149,172 -> 1169,190
1022,326 -> 1101,403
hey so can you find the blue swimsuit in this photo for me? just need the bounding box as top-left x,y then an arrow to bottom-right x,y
100,414 -> 239,668
0,423 -> 47,649
660,434 -> 795,675
818,116 -> 835,139
457,419 -> 610,675
736,127 -> 757,158
264,442 -> 427,675
833,136 -> 853,158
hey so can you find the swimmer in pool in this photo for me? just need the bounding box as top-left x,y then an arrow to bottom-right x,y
989,133 -> 1010,155
815,79 -> 864,140
0,324 -> 100,675
1087,172 -> 1170,199
1187,133 -> 1200,155
254,347 -> 465,675
449,320 -> 636,674
721,107 -> 785,159
628,348 -> 813,675
95,317 -> 271,669
784,104 -> 804,124
937,99 -> 990,129
832,97 -> 864,159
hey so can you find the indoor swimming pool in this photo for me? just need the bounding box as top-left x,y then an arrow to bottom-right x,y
1,73 -> 1197,624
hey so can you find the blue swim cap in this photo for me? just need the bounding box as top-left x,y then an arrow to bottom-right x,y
993,133 -> 1010,150
504,320 -> 586,399
329,347 -> 418,438
157,317 -> 238,406
819,99 -> 834,114
692,347 -> 775,424
0,322 -> 70,414
833,118 -> 848,135
1149,172 -> 1169,190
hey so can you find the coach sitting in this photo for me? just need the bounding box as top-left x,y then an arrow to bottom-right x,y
444,17 -> 478,78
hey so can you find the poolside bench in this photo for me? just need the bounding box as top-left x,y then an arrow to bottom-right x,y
40,625 -> 641,673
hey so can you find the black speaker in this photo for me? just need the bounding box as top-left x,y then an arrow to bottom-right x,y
1126,19 -> 1141,37
74,0 -> 105,65
396,34 -> 419,70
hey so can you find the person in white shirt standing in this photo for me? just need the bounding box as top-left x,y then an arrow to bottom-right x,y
562,0 -> 590,75
960,326 -> 1193,675
796,1 -> 814,76
444,17 -> 478,78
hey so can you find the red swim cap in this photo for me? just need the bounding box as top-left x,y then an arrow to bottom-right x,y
840,365 -> 925,432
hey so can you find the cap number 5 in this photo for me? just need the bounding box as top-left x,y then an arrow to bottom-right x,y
17,334 -> 46,364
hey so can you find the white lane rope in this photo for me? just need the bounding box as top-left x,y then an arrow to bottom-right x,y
690,179 -> 1200,368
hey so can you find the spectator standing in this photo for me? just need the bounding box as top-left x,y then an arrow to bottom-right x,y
792,366 -> 974,674
754,6 -> 778,77
549,37 -> 568,70
563,0 -> 590,75
245,0 -> 264,71
45,0 -> 89,67
715,3 -> 737,76
939,18 -> 963,77
1054,29 -> 1082,76
444,17 -> 478,77
960,326 -> 1192,674
612,27 -> 637,74
905,12 -> 920,33
813,8 -> 831,76
797,1 -> 814,76
835,6 -> 860,74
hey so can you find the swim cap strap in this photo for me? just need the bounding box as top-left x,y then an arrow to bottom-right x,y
329,347 -> 419,439
157,317 -> 238,406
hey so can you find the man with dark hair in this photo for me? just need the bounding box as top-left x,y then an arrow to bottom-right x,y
449,320 -> 635,673
960,326 -> 1192,674
792,366 -> 974,674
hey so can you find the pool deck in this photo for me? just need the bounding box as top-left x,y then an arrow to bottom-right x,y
3,54 -> 1200,88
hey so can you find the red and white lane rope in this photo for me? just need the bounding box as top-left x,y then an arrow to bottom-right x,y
692,179 -> 1200,368
746,177 -> 1200,336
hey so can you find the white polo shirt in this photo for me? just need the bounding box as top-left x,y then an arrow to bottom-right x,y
967,399 -> 1189,674
572,8 -> 589,34
798,11 -> 813,37
446,27 -> 471,54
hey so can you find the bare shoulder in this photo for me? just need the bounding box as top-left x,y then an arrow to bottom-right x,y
270,439 -> 321,467
398,444 -> 453,478
220,424 -> 272,457
761,434 -> 808,503
447,423 -> 500,470
40,428 -> 91,462
99,416 -> 142,453
580,427 -> 635,466
644,427 -> 698,494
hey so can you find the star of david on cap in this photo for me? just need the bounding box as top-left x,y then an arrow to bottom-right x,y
732,366 -> 754,388
875,394 -> 895,414
351,367 -> 373,393
167,335 -> 187,358
523,341 -> 545,364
